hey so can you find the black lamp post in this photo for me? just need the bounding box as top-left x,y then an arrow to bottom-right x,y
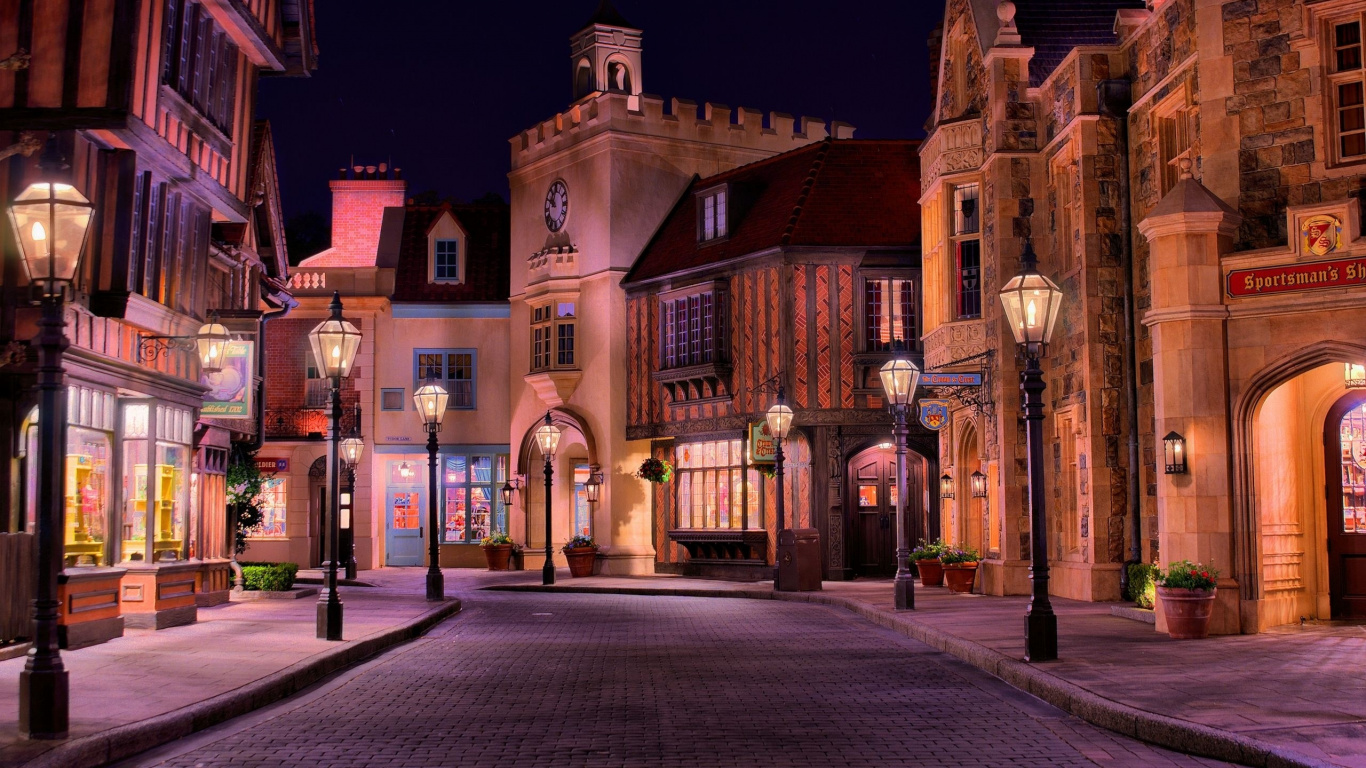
534,413 -> 561,586
413,382 -> 449,601
999,240 -> 1065,662
878,357 -> 921,610
765,386 -> 793,585
340,434 -> 364,581
9,135 -> 94,740
307,291 -> 361,640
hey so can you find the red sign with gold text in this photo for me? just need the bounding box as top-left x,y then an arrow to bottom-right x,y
1226,256 -> 1366,298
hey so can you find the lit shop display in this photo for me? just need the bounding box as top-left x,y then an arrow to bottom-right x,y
121,401 -> 193,562
63,387 -> 116,566
440,454 -> 508,543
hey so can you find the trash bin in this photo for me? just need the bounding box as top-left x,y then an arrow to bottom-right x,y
776,528 -> 822,592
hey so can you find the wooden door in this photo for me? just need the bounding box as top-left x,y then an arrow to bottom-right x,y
1326,392 -> 1366,618
309,480 -> 325,568
850,449 -> 896,577
386,488 -> 425,567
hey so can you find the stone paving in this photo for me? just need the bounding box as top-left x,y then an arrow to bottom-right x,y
133,590 -> 1226,768
0,568 -> 460,768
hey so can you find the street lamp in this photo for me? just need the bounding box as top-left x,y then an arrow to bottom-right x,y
195,313 -> 231,375
340,433 -> 364,580
999,239 -> 1064,662
765,387 -> 794,532
413,382 -> 449,600
8,134 -> 93,740
879,356 -> 921,610
534,413 -> 562,585
307,291 -> 361,640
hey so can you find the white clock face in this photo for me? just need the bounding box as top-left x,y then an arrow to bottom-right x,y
544,180 -> 569,232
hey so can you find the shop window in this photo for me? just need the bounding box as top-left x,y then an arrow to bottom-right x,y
952,183 -> 981,320
440,454 -> 508,543
1331,18 -> 1366,163
573,463 -> 592,537
530,302 -> 577,373
674,439 -> 756,530
120,401 -> 192,562
253,477 -> 288,538
697,185 -> 729,242
862,276 -> 919,352
660,289 -> 726,368
380,388 -> 405,411
414,349 -> 476,409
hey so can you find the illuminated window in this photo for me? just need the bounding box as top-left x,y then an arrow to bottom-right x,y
440,454 -> 508,543
674,439 -> 756,530
697,186 -> 728,242
414,349 -> 475,409
253,477 -> 288,538
531,302 -> 577,373
863,276 -> 919,352
661,289 -> 726,368
952,184 -> 981,319
1331,18 -> 1366,162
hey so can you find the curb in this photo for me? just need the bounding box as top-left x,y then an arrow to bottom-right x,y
489,584 -> 1334,768
17,598 -> 462,768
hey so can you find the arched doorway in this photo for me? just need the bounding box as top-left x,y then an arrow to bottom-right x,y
516,409 -> 597,566
1324,390 -> 1366,618
847,443 -> 926,577
956,422 -> 985,556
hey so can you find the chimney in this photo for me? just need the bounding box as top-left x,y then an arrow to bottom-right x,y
328,159 -> 407,267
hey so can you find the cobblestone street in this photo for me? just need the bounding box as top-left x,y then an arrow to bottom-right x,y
125,591 -> 1226,768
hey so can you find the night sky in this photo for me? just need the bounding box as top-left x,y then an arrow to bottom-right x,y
256,1 -> 939,226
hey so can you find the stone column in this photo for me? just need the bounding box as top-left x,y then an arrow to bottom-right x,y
1137,163 -> 1243,635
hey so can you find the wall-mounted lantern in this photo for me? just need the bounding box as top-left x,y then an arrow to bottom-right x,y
1163,431 -> 1188,475
940,472 -> 954,500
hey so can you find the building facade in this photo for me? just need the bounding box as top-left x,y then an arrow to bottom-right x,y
506,4 -> 855,575
921,0 -> 1366,633
622,139 -> 938,580
256,166 -> 512,571
0,0 -> 315,643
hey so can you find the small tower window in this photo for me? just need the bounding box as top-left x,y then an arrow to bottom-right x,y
607,60 -> 632,94
574,59 -> 593,99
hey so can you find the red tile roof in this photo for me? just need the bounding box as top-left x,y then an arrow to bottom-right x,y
390,201 -> 510,303
624,139 -> 922,285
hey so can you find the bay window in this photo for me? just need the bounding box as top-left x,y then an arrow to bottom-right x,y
674,439 -> 758,530
531,301 -> 577,372
952,183 -> 982,319
661,287 -> 726,369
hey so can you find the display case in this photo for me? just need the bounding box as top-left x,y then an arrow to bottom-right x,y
120,401 -> 193,563
64,451 -> 104,565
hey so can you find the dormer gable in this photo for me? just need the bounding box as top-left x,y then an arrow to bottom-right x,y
427,209 -> 468,284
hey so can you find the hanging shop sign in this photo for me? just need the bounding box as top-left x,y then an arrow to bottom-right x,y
921,372 -> 982,387
918,399 -> 951,431
749,421 -> 777,463
1226,255 -> 1366,298
201,340 -> 254,419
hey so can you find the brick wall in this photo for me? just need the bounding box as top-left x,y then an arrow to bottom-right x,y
264,316 -> 361,438
327,179 -> 406,266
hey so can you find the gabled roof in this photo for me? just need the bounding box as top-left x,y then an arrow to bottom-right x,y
388,201 -> 510,303
1013,0 -> 1145,86
624,139 -> 921,285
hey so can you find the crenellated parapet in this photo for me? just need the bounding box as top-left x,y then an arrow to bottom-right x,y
510,91 -> 855,170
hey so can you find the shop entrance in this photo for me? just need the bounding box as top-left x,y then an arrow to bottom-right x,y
1326,392 -> 1366,618
848,445 -> 925,577
385,460 -> 424,567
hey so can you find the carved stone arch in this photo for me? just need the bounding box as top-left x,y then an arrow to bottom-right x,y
1231,339 -> 1366,604
308,456 -> 327,479
516,407 -> 598,478
603,53 -> 633,94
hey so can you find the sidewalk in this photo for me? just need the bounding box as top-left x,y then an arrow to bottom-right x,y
0,568 -> 461,768
484,574 -> 1363,768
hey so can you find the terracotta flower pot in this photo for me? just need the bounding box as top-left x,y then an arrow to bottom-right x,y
565,546 -> 598,578
942,562 -> 978,593
914,558 -> 944,587
482,544 -> 514,571
1158,586 -> 1217,639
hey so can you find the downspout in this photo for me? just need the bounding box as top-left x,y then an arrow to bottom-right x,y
1099,79 -> 1143,597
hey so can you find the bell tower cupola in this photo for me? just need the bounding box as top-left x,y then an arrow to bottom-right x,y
570,0 -> 643,103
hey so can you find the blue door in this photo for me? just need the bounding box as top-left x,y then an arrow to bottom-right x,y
386,483 -> 424,567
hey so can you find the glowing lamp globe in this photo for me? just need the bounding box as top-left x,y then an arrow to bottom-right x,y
879,357 -> 921,407
999,241 -> 1064,348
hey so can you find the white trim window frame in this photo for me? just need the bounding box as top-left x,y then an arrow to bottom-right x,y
432,238 -> 461,283
696,184 -> 729,243
413,349 -> 476,410
529,299 -> 578,373
1329,13 -> 1366,166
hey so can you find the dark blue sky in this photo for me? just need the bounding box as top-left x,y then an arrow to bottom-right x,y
257,1 -> 938,221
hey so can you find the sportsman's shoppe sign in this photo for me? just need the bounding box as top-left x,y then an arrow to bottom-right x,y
1226,214 -> 1361,298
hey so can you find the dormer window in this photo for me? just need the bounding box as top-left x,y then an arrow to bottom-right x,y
434,239 -> 459,282
698,186 -> 728,242
426,211 -> 466,284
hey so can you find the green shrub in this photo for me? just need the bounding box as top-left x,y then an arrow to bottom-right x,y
939,546 -> 980,565
1126,562 -> 1158,609
241,562 -> 299,592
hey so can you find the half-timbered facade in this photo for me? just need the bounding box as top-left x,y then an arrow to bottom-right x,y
623,139 -> 938,580
0,0 -> 315,641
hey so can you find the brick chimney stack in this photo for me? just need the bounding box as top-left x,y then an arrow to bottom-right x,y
326,161 -> 406,266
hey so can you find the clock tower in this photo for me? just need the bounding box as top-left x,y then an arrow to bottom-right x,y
507,7 -> 852,577
570,1 -> 643,103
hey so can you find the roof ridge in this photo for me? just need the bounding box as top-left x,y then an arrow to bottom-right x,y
781,139 -> 834,246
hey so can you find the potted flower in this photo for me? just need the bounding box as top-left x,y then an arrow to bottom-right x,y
563,534 -> 598,578
635,458 -> 673,484
1155,560 -> 1218,639
480,532 -> 517,571
940,546 -> 980,593
910,540 -> 946,587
